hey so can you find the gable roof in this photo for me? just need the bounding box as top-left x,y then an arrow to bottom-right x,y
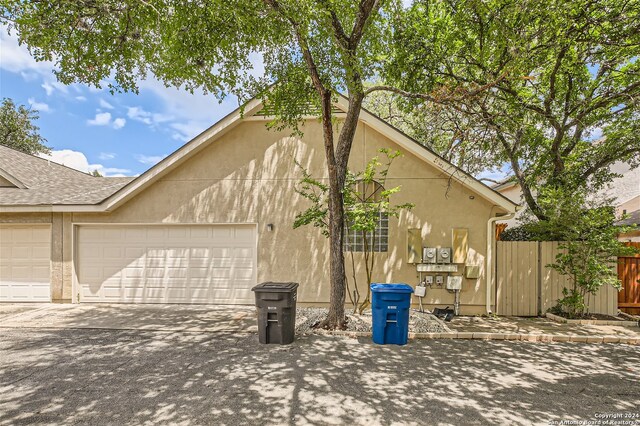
0,96 -> 517,213
0,144 -> 133,208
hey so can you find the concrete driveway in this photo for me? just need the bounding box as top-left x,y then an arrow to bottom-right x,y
0,303 -> 257,333
1,304 -> 639,425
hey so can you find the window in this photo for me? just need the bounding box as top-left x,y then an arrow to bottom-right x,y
344,180 -> 389,252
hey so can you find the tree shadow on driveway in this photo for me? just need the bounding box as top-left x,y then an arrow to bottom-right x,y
0,329 -> 638,425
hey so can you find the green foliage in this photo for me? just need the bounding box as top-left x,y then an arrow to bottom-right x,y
293,161 -> 329,236
343,149 -> 415,239
364,89 -> 503,175
294,149 -> 414,313
498,225 -> 536,242
0,0 -> 403,130
90,169 -> 103,177
383,0 -> 640,220
529,188 -> 637,317
0,98 -> 50,155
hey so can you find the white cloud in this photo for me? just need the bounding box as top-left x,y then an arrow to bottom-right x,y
112,117 -> 126,129
20,71 -> 39,82
170,121 -> 203,142
126,106 -> 173,126
99,152 -> 116,160
0,28 -> 52,75
127,106 -> 153,125
41,82 -> 55,96
99,99 -> 115,109
39,149 -> 131,177
86,111 -> 126,129
136,77 -> 235,140
27,98 -> 51,113
76,96 -> 87,102
87,112 -> 112,126
135,154 -> 167,165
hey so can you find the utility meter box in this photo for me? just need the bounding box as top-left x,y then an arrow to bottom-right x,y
422,247 -> 437,264
446,276 -> 463,290
435,275 -> 444,286
437,247 -> 452,264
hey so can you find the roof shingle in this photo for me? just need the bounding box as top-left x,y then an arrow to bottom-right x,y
0,145 -> 133,206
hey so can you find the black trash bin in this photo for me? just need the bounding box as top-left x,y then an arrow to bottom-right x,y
252,282 -> 299,344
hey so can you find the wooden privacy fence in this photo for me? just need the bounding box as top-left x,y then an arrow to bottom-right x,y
618,242 -> 640,315
496,241 -> 618,316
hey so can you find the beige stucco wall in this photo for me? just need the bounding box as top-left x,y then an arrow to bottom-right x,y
1,119 -> 504,314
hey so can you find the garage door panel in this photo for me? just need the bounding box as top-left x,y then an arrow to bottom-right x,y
147,228 -> 167,239
167,227 -> 187,239
124,268 -> 145,279
125,228 -> 146,239
77,225 -> 256,304
0,225 -> 51,302
189,227 -> 210,238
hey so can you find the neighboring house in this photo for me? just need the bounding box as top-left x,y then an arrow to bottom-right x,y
0,96 -> 517,315
493,163 -> 640,241
616,195 -> 640,242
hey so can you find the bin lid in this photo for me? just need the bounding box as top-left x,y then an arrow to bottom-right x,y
252,282 -> 299,292
370,283 -> 414,293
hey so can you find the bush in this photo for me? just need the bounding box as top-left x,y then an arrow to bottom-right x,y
499,225 -> 537,241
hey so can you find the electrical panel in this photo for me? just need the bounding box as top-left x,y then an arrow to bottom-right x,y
415,284 -> 427,297
422,247 -> 437,264
465,265 -> 481,279
446,276 -> 463,290
437,247 -> 452,264
435,275 -> 444,286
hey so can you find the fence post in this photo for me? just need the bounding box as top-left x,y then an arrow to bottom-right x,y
537,242 -> 542,316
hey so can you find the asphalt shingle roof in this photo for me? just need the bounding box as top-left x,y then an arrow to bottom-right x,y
0,144 -> 134,206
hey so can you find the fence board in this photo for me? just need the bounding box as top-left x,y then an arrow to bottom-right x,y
618,243 -> 640,314
497,241 -> 618,316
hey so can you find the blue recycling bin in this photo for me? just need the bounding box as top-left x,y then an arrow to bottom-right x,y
370,283 -> 414,345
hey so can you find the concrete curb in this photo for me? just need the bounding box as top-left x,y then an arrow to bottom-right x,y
309,329 -> 639,345
546,312 -> 639,327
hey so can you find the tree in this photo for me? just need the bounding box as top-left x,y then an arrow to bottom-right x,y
382,0 -> 640,220
2,0 -> 479,328
526,187 -> 636,317
90,169 -> 103,177
0,98 -> 50,155
364,90 -> 503,175
294,149 -> 414,315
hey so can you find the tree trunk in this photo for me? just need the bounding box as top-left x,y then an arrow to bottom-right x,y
319,92 -> 364,329
323,179 -> 347,329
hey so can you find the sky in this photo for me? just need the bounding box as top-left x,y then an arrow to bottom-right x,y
0,25 -> 509,182
0,27 -> 240,177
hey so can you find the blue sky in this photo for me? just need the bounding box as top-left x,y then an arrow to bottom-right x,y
0,28 -> 240,176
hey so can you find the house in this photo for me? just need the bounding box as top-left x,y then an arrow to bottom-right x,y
0,97 -> 517,315
493,163 -> 640,241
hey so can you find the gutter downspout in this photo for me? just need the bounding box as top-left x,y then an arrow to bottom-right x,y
486,210 -> 517,315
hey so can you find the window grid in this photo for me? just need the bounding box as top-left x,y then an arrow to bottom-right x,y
344,212 -> 389,253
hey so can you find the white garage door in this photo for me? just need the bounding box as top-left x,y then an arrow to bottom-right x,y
0,225 -> 51,302
76,225 -> 257,304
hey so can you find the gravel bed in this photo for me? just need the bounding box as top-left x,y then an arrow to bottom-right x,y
295,307 -> 446,335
